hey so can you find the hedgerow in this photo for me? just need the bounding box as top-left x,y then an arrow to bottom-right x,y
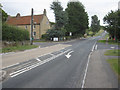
2,24 -> 29,41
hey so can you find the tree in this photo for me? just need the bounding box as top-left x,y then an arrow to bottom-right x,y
65,1 -> 89,37
0,4 -> 8,23
103,10 -> 120,40
50,0 -> 66,30
42,29 -> 65,40
91,15 -> 100,35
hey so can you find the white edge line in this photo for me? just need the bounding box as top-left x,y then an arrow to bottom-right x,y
81,42 -> 96,89
91,42 -> 96,51
95,45 -> 98,50
81,52 -> 92,89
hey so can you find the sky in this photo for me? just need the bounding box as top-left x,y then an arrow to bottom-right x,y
1,0 -> 120,26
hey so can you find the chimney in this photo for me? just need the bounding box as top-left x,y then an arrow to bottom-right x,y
16,13 -> 20,18
43,9 -> 46,16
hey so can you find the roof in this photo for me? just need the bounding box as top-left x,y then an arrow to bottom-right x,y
6,14 -> 44,25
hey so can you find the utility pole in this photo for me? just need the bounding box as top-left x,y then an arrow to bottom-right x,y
30,8 -> 33,45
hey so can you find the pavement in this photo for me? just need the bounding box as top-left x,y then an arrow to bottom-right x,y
85,49 -> 118,88
2,44 -> 71,69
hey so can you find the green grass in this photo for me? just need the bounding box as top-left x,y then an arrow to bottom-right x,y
107,58 -> 120,79
98,40 -> 119,45
86,30 -> 104,38
103,33 -> 109,40
104,49 -> 120,56
2,45 -> 38,53
98,40 -> 107,43
33,40 -> 47,43
94,30 -> 104,36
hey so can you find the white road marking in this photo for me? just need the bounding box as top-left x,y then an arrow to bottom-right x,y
111,47 -> 115,49
36,58 -> 41,62
10,49 -> 72,77
91,42 -> 96,51
65,50 -> 74,59
50,53 -> 55,56
95,45 -> 98,50
81,42 -> 96,89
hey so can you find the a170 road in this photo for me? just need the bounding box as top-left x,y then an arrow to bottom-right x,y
3,35 -> 102,88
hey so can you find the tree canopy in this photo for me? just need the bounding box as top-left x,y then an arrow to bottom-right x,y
50,1 -> 66,30
103,10 -> 120,40
91,15 -> 100,35
0,6 -> 8,23
65,1 -> 89,36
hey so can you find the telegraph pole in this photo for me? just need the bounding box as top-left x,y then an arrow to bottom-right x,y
30,8 -> 33,45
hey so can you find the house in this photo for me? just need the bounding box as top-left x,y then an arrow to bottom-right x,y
6,9 -> 51,39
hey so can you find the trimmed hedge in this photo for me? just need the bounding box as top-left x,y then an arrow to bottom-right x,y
2,24 -> 29,41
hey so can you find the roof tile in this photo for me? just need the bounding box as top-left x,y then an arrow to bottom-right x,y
6,14 -> 44,25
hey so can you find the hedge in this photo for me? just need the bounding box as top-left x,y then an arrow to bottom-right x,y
2,24 -> 29,41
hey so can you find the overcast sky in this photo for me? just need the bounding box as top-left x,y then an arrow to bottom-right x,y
1,0 -> 119,26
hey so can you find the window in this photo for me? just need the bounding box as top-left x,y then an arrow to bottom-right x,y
25,25 -> 27,29
33,32 -> 36,36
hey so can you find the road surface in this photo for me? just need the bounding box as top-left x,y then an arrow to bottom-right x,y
3,33 -> 115,88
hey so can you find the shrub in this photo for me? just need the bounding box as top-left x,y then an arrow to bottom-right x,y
2,24 -> 29,41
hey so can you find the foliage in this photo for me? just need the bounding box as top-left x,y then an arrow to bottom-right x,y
65,1 -> 89,37
104,49 -> 119,56
103,10 -> 120,41
94,30 -> 104,36
2,24 -> 29,41
50,1 -> 66,30
50,22 -> 55,26
2,45 -> 38,53
0,7 -> 8,22
42,29 -> 65,40
91,15 -> 100,35
107,58 -> 120,79
98,40 -> 119,45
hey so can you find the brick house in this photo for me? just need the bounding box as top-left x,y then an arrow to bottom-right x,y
6,9 -> 51,39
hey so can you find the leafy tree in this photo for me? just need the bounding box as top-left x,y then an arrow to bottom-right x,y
91,15 -> 100,35
42,29 -> 65,40
0,5 -> 8,23
103,10 -> 120,40
65,1 -> 89,37
50,1 -> 66,30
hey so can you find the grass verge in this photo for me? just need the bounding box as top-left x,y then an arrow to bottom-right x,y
33,40 -> 47,43
104,49 -> 120,56
2,45 -> 38,53
107,58 -> 120,79
94,30 -> 104,36
98,40 -> 119,45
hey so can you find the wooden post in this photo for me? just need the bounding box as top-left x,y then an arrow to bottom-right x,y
30,8 -> 33,45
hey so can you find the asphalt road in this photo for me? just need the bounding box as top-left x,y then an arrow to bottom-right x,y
2,35 -> 102,88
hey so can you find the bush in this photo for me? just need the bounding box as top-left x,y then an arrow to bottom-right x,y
2,24 -> 29,41
42,29 -> 65,40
